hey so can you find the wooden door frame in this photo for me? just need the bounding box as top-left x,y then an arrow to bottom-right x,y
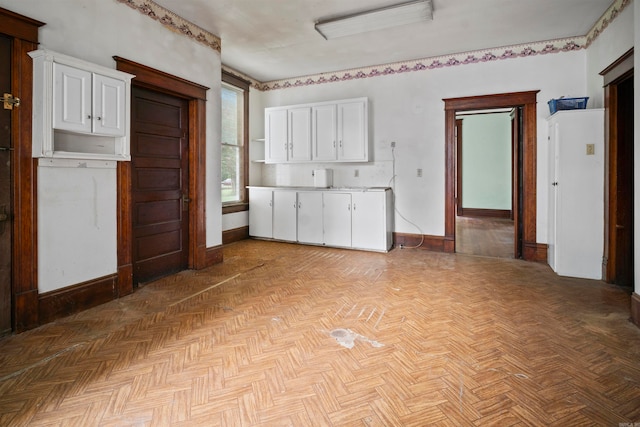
444,91 -> 543,261
0,8 -> 44,332
115,58 -> 209,296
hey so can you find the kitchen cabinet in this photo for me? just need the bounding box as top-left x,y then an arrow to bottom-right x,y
323,192 -> 352,248
30,49 -> 133,160
297,191 -> 323,244
248,187 -> 273,238
547,109 -> 604,279
352,190 -> 394,251
273,191 -> 297,241
265,97 -> 368,164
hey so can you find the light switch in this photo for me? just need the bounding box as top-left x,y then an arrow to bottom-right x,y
586,144 -> 595,155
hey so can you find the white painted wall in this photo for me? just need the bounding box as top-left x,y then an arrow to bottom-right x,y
461,113 -> 512,210
256,51 -> 587,239
0,0 -> 222,292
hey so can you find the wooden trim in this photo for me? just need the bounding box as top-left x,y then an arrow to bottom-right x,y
223,226 -> 249,245
223,203 -> 249,214
38,275 -> 117,324
631,293 -> 640,329
206,245 -> 224,266
604,83 -> 616,282
459,208 -> 512,219
444,91 -> 539,261
1,7 -> 45,332
600,48 -> 633,86
114,58 -> 210,282
523,241 -> 548,263
393,233 -> 454,253
455,119 -> 463,216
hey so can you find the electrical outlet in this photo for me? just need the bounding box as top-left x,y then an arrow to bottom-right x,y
354,169 -> 359,178
390,141 -> 396,148
586,144 -> 595,155
417,168 -> 423,178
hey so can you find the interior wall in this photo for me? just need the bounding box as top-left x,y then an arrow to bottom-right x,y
0,0 -> 222,292
460,113 -> 512,210
255,51 -> 587,240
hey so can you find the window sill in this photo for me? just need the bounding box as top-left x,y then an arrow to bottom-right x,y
222,202 -> 248,214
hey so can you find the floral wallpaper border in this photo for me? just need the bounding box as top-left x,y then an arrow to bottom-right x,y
117,0 -> 629,91
115,0 -> 221,52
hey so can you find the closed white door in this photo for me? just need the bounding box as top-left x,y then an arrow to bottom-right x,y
338,101 -> 366,161
93,73 -> 125,136
288,107 -> 312,161
249,188 -> 273,238
273,191 -> 297,241
352,192 -> 385,250
312,104 -> 337,161
53,62 -> 92,133
297,191 -> 323,244
265,109 -> 288,162
323,192 -> 351,247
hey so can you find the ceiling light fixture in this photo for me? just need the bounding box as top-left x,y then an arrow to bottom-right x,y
315,0 -> 433,40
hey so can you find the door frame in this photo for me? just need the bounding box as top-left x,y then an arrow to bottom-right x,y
115,57 -> 209,296
601,48 -> 633,284
0,8 -> 44,333
444,91 -> 542,261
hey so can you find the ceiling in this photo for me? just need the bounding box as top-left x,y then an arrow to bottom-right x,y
153,0 -> 614,83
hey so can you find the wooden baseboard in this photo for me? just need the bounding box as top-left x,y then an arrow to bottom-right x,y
205,245 -> 224,267
523,241 -> 548,263
631,293 -> 640,328
38,274 -> 117,324
459,208 -> 512,219
393,233 -> 454,253
223,226 -> 249,245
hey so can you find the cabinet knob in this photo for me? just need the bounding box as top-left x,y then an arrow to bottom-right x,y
96,117 -> 101,121
87,115 -> 91,119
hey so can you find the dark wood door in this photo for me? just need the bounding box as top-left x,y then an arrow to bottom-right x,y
613,75 -> 634,286
0,34 -> 12,336
511,106 -> 523,259
131,86 -> 189,284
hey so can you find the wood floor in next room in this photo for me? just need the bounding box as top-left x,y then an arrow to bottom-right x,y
0,240 -> 639,426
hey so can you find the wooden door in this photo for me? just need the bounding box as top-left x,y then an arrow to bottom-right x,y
0,34 -> 11,336
612,75 -> 634,286
511,106 -> 523,259
131,86 -> 189,284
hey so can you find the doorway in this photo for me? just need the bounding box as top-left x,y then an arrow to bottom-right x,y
444,91 -> 541,261
455,109 -> 518,259
131,86 -> 190,284
603,50 -> 634,289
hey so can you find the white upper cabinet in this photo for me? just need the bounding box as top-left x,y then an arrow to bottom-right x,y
30,49 -> 133,161
265,97 -> 369,163
288,107 -> 312,162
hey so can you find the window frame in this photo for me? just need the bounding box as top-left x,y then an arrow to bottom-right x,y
221,70 -> 250,214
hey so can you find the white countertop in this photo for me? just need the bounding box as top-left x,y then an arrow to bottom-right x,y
247,186 -> 391,192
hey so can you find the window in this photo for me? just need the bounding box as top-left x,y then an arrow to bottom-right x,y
221,71 -> 249,212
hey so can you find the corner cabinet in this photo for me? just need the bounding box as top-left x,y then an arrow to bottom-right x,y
265,97 -> 369,164
29,49 -> 134,161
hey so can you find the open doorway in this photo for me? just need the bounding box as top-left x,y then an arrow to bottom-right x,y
455,109 -> 517,259
602,49 -> 634,290
444,91 -> 541,261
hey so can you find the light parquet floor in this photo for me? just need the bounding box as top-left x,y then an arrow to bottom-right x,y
1,240 -> 639,426
456,216 -> 514,259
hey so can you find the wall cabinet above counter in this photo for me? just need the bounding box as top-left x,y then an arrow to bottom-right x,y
29,49 -> 134,161
264,97 -> 369,164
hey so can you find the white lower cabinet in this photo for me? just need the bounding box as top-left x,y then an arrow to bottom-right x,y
273,191 -> 297,241
323,192 -> 352,248
249,187 -> 393,252
352,191 -> 393,251
297,191 -> 323,244
248,188 -> 273,238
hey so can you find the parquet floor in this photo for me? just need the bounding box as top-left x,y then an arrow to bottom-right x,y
456,216 -> 514,259
1,240 -> 639,426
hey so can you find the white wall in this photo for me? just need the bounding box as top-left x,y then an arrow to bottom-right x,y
461,113 -> 512,210
256,51 -> 587,239
0,0 -> 222,292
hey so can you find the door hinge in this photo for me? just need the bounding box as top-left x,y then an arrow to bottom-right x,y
1,93 -> 20,110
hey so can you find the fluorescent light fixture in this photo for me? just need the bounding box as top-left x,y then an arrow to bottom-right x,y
315,0 -> 433,40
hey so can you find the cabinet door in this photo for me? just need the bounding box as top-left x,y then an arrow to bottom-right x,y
338,100 -> 368,161
53,63 -> 92,133
249,188 -> 273,238
323,192 -> 352,247
297,191 -> 323,244
312,104 -> 337,161
352,192 -> 387,251
288,107 -> 312,162
93,73 -> 126,136
265,109 -> 288,163
273,191 -> 297,241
